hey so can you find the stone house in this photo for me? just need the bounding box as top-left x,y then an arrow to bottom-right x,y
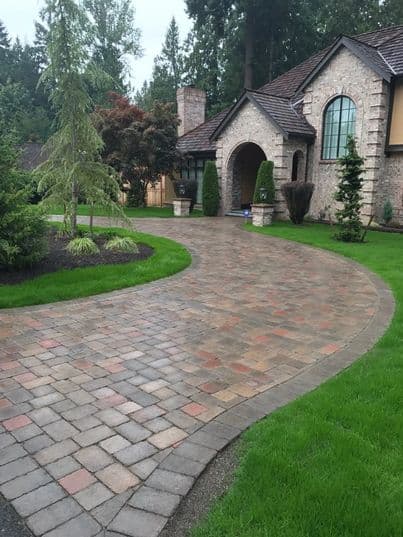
177,25 -> 403,223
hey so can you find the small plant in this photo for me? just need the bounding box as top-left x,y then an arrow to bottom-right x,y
202,161 -> 220,216
66,237 -> 99,256
174,179 -> 198,212
105,236 -> 139,253
281,181 -> 315,224
383,200 -> 393,225
253,161 -> 275,204
334,136 -> 365,242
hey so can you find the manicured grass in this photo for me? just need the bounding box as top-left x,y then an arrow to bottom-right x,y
0,224 -> 191,309
49,204 -> 203,218
193,222 -> 403,537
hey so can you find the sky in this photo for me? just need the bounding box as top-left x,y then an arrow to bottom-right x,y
0,0 -> 192,90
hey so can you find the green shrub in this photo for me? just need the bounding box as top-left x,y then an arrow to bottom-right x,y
0,135 -> 47,270
383,200 -> 393,225
281,181 -> 315,224
105,236 -> 139,253
66,237 -> 99,256
253,161 -> 275,204
174,179 -> 198,212
202,161 -> 220,216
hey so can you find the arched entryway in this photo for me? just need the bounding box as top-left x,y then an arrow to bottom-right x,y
229,143 -> 266,210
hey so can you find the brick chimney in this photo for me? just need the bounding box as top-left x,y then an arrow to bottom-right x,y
177,86 -> 206,137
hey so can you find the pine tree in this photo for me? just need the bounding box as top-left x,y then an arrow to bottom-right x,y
334,136 -> 365,242
38,0 -> 120,236
0,20 -> 11,84
136,18 -> 184,109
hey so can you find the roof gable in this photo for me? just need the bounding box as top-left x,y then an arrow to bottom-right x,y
210,90 -> 315,141
296,36 -> 393,95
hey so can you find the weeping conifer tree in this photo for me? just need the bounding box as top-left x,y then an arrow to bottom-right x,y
37,0 -> 121,236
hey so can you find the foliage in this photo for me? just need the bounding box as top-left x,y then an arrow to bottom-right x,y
0,224 -> 191,308
37,0 -> 121,237
135,18 -> 184,110
96,92 -> 180,207
66,236 -> 99,256
281,181 -> 315,224
253,161 -> 275,204
334,136 -> 365,242
202,161 -> 220,216
105,236 -> 139,253
0,134 -> 47,269
174,179 -> 198,212
383,200 -> 393,225
83,0 -> 141,104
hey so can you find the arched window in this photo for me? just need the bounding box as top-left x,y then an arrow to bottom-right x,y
322,96 -> 356,160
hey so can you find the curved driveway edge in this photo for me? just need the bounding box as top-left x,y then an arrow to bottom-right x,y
0,217 -> 394,537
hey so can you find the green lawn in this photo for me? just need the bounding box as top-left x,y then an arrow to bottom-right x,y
49,204 -> 203,218
193,222 -> 403,537
0,224 -> 191,309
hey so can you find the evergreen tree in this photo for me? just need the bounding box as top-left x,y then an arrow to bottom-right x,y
84,0 -> 141,100
334,136 -> 365,242
0,20 -> 11,84
135,18 -> 184,110
38,0 -> 120,236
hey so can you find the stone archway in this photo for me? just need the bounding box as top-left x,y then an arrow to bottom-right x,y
229,143 -> 266,210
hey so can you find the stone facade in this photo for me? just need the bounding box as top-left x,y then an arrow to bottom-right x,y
215,101 -> 309,216
303,47 -> 390,222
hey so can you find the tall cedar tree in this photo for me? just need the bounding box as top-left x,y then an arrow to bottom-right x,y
96,93 -> 180,207
38,0 -> 120,236
202,161 -> 220,216
334,136 -> 365,242
136,18 -> 184,110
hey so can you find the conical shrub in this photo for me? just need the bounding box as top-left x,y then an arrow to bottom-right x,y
253,161 -> 275,204
202,161 -> 220,216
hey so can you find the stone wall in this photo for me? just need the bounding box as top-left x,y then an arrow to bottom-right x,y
303,47 -> 390,223
215,100 -> 308,216
379,153 -> 403,224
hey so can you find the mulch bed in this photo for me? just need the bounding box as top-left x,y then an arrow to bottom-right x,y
0,230 -> 154,285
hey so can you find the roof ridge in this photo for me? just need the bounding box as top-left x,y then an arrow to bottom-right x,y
346,34 -> 378,49
354,25 -> 403,46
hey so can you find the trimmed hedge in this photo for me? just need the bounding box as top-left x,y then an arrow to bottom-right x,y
253,161 -> 275,204
202,161 -> 220,216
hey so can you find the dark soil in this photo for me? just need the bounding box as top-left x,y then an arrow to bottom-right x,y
0,230 -> 154,285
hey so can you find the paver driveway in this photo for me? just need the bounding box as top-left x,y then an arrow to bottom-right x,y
0,217 -> 392,537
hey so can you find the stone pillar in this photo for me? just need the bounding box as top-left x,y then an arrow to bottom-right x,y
173,198 -> 191,217
251,204 -> 274,226
177,86 -> 207,137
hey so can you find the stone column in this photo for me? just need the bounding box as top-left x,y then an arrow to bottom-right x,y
173,198 -> 191,217
251,204 -> 274,226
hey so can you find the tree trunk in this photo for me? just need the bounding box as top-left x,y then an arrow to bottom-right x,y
244,4 -> 254,89
89,202 -> 94,236
71,179 -> 78,237
268,28 -> 274,82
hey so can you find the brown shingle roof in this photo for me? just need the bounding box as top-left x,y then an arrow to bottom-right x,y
177,108 -> 229,153
178,25 -> 403,154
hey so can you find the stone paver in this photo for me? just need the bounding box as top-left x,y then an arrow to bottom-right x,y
0,217 -> 394,536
